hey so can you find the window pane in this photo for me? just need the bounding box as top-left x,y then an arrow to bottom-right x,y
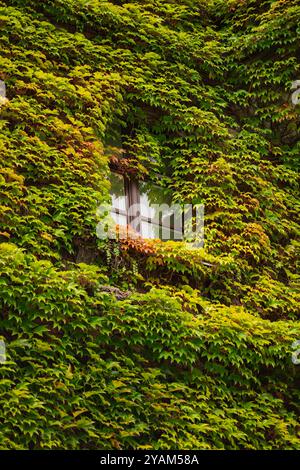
141,221 -> 159,239
139,181 -> 174,222
110,172 -> 126,211
161,226 -> 183,241
139,192 -> 155,219
111,211 -> 127,227
141,221 -> 183,241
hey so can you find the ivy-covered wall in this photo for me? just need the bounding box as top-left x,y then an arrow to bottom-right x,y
0,0 -> 299,449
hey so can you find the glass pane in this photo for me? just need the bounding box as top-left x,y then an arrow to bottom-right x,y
139,192 -> 156,219
111,211 -> 127,227
110,172 -> 126,211
141,221 -> 159,239
141,221 -> 183,241
139,181 -> 174,223
161,226 -> 183,241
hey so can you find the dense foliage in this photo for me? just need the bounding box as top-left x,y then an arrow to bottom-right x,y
0,0 -> 299,449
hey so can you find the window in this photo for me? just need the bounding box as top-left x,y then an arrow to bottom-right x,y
110,172 -> 184,241
110,172 -> 128,228
138,181 -> 183,240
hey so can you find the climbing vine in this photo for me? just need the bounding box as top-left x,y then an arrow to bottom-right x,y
0,0 -> 299,450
